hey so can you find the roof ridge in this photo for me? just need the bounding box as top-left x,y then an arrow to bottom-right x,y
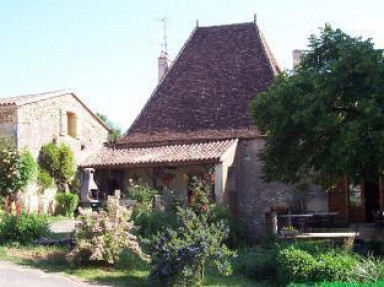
197,21 -> 256,29
0,89 -> 111,132
13,89 -> 73,98
256,27 -> 281,75
0,89 -> 73,106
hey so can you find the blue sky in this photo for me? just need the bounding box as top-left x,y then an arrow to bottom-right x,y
1,1 -> 383,130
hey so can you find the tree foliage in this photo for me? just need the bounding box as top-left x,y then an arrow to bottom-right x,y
0,139 -> 36,197
251,25 -> 384,186
39,143 -> 75,189
96,112 -> 122,141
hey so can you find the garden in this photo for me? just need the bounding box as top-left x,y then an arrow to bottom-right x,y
1,138 -> 384,287
2,24 -> 384,285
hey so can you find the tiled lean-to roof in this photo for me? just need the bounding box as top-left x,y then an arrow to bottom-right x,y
119,21 -> 279,146
81,139 -> 237,168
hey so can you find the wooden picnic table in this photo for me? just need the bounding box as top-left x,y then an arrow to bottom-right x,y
278,212 -> 340,231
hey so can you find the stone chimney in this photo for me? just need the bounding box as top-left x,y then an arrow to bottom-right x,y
158,51 -> 169,82
292,49 -> 304,70
80,168 -> 99,202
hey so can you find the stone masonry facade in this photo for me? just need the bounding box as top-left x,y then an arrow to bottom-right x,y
0,92 -> 109,165
225,139 -> 328,242
0,105 -> 17,139
0,91 -> 109,213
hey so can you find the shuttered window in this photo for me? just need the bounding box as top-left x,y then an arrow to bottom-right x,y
67,112 -> 77,138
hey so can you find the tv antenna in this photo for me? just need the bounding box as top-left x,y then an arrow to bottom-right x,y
160,17 -> 168,54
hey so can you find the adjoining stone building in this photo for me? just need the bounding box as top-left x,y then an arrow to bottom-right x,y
0,90 -> 110,211
82,21 -> 328,242
0,90 -> 110,163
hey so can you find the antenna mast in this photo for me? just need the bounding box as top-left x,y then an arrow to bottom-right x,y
161,17 -> 168,54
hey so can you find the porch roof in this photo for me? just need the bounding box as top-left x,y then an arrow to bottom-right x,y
80,139 -> 237,168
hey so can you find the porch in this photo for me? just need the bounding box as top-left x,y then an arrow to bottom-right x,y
92,164 -> 217,204
80,139 -> 240,206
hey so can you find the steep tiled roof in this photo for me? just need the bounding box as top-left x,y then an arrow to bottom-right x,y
81,139 -> 237,168
120,22 -> 279,146
0,90 -> 110,131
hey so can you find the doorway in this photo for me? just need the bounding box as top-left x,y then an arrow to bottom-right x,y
364,182 -> 380,222
329,178 -> 382,223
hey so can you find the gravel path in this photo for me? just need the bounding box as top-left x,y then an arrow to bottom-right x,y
0,260 -> 109,287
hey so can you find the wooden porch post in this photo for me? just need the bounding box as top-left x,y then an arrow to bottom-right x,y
345,176 -> 350,222
152,167 -> 158,189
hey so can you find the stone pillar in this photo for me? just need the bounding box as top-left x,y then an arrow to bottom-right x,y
214,163 -> 223,202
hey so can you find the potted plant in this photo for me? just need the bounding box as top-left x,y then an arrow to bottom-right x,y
280,226 -> 299,237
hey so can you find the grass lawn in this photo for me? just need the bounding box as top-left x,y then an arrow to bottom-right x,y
0,245 -> 273,287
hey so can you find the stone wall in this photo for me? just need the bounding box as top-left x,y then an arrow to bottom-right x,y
0,105 -> 17,140
227,138 -> 328,242
17,93 -> 109,164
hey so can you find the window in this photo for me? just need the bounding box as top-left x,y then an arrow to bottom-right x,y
349,184 -> 363,207
67,112 -> 77,138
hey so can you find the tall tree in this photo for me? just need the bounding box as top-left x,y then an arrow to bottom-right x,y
96,113 -> 122,141
251,25 -> 384,187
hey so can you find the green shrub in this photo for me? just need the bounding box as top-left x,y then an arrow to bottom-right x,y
39,143 -> 60,177
0,213 -> 50,244
39,143 -> 75,188
55,192 -> 79,217
131,209 -> 179,240
129,184 -> 157,208
150,208 -> 235,287
355,256 -> 384,282
68,197 -> 146,265
208,204 -> 249,248
37,168 -> 54,192
0,139 -> 36,197
316,250 -> 358,282
233,249 -> 277,280
276,244 -> 379,284
277,246 -> 320,283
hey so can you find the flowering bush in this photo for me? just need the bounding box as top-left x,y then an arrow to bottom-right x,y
150,208 -> 235,286
68,197 -> 147,265
188,176 -> 212,214
0,139 -> 36,197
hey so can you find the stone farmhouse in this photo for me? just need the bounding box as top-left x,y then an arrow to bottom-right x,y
0,90 -> 110,164
82,21 -> 329,242
0,89 -> 110,211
